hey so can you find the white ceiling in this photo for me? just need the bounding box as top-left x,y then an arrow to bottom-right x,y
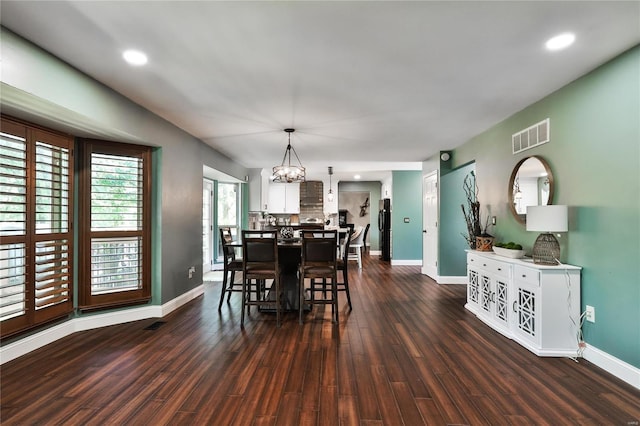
1,1 -> 639,181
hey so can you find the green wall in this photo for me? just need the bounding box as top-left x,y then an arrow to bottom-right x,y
391,171 -> 422,261
450,46 -> 640,368
440,162 -> 476,276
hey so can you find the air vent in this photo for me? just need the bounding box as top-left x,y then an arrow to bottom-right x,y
512,118 -> 550,154
144,321 -> 166,330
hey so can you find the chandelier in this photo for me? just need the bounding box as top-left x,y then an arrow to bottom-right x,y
272,128 -> 305,183
327,166 -> 334,202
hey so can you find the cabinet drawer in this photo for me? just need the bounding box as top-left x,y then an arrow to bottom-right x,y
485,259 -> 509,278
469,255 -> 509,278
514,265 -> 540,286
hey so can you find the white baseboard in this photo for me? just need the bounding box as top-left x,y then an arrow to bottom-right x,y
436,275 -> 468,285
391,259 -> 422,266
1,284 -> 204,365
422,270 -> 467,285
583,343 -> 640,390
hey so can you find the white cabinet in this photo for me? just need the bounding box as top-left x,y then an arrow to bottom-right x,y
248,169 -> 271,211
466,251 -> 581,357
268,183 -> 300,213
467,255 -> 510,335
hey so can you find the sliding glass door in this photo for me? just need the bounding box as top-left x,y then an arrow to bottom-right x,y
203,180 -> 214,271
203,179 -> 241,271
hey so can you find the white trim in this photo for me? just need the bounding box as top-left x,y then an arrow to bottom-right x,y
436,275 -> 468,285
370,250 -> 381,256
0,285 -> 204,365
583,343 -> 640,390
424,273 -> 467,285
391,259 -> 422,266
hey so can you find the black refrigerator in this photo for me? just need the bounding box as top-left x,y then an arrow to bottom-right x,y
378,198 -> 391,261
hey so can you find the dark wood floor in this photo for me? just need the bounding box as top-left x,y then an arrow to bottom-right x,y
2,253 -> 639,425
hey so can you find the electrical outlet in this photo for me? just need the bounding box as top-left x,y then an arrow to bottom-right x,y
188,266 -> 196,279
491,216 -> 497,225
585,305 -> 595,323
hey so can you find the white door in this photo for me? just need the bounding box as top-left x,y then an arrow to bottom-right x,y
422,172 -> 438,279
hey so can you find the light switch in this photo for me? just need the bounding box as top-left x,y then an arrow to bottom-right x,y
404,217 -> 410,223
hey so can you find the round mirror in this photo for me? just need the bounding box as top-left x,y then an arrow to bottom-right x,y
508,156 -> 554,224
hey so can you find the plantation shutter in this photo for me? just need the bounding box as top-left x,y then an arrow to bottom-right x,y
78,140 -> 151,309
1,117 -> 73,337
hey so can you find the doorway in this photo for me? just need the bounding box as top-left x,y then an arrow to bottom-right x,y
422,172 -> 438,279
203,179 -> 241,272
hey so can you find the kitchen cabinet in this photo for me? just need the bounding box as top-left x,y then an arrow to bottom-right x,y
466,251 -> 581,357
268,183 -> 300,213
248,169 -> 271,211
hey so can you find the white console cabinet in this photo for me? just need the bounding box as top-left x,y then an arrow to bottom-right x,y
466,251 -> 581,357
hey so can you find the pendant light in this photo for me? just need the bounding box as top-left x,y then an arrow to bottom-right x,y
327,166 -> 334,202
272,128 -> 305,183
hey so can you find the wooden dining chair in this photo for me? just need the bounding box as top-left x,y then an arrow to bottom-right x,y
362,223 -> 371,253
241,230 -> 282,327
218,227 -> 243,310
299,230 -> 338,324
336,228 -> 353,310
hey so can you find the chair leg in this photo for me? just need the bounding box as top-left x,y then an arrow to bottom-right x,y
226,271 -> 236,303
332,275 -> 339,324
343,268 -> 352,310
357,247 -> 362,269
299,277 -> 305,325
240,277 -> 247,327
218,268 -> 229,311
275,277 -> 281,328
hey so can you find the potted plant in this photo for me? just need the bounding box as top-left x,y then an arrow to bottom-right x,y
461,171 -> 493,251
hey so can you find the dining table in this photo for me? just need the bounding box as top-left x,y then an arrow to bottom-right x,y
228,227 -> 349,312
227,237 -> 303,311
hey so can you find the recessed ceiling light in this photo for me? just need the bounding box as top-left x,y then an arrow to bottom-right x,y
354,174 -> 361,180
123,49 -> 148,66
545,33 -> 575,51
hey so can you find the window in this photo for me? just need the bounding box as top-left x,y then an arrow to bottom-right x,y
78,139 -> 151,310
1,117 -> 74,337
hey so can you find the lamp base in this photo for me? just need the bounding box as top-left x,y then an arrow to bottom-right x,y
532,233 -> 560,265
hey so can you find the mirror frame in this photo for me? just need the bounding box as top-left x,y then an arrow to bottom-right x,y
508,155 -> 554,224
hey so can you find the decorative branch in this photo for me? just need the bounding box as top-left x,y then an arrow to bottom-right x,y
461,171 -> 481,249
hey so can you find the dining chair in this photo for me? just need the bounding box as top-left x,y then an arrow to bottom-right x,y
362,223 -> 371,253
348,225 -> 365,269
299,230 -> 339,324
336,227 -> 353,310
241,230 -> 282,327
218,227 -> 243,311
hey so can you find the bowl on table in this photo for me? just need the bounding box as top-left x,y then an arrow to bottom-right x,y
492,246 -> 526,259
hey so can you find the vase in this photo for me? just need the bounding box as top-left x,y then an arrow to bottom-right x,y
475,236 -> 494,252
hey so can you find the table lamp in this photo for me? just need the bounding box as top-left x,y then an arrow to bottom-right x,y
526,205 -> 568,265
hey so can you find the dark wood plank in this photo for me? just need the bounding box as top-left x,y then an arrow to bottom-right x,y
1,253 -> 639,425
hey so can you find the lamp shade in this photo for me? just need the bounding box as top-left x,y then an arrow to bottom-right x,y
526,205 -> 568,232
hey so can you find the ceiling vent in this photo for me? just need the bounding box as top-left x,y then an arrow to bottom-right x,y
512,118 -> 550,154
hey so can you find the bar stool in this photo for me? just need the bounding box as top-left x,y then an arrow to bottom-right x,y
299,230 -> 338,324
241,230 -> 282,327
218,227 -> 243,310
